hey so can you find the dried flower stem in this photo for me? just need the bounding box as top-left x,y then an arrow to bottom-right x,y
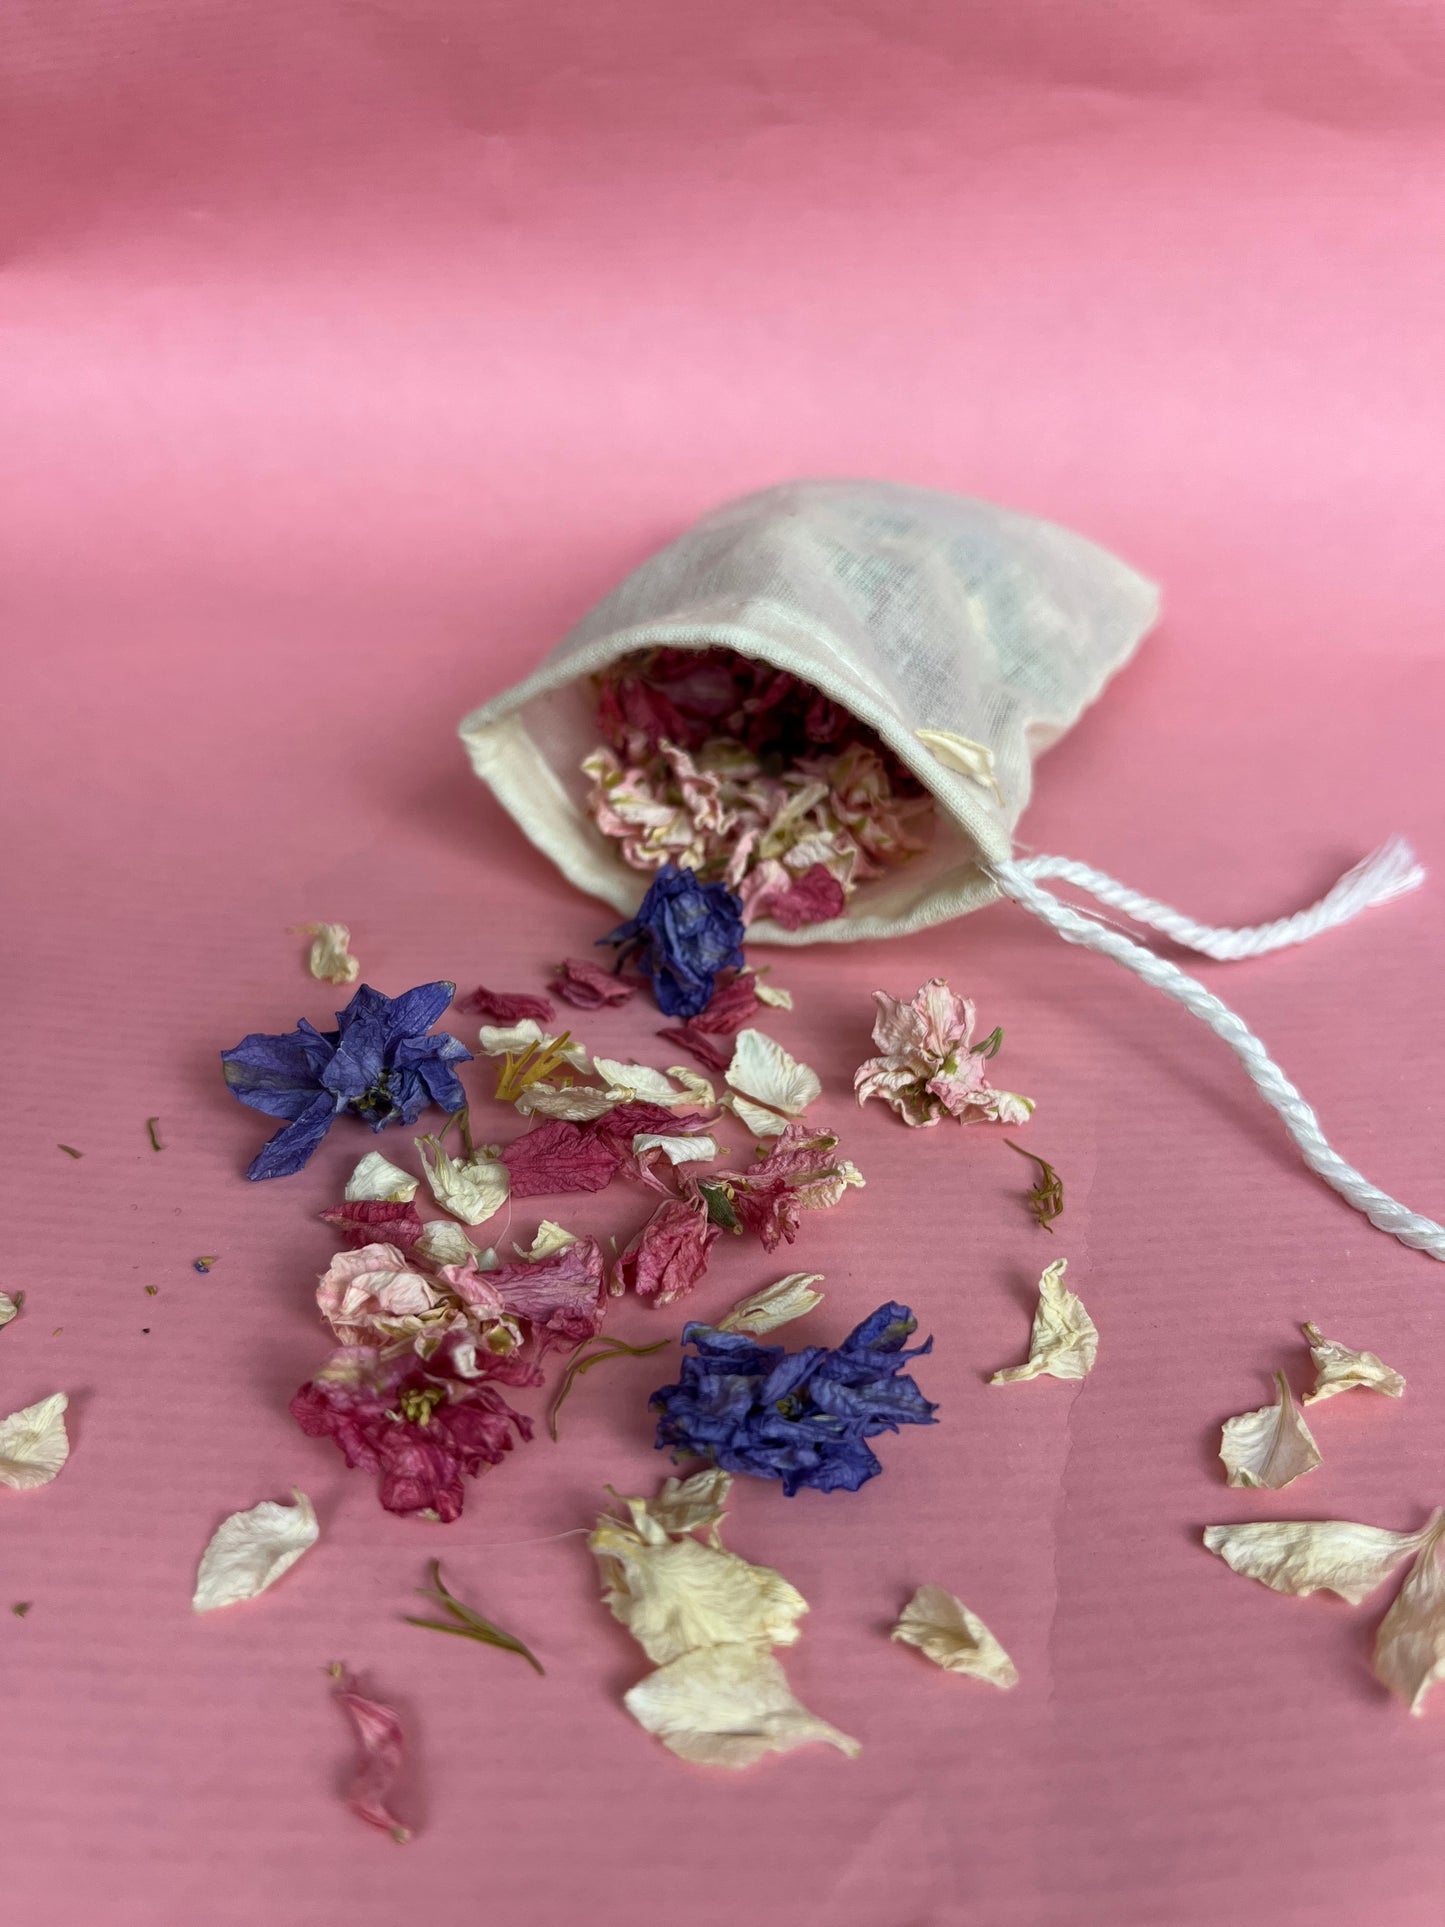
1004,1139 -> 1063,1231
145,1116 -> 163,1152
405,1560 -> 545,1674
57,1144 -> 82,1159
548,1335 -> 672,1440
971,1026 -> 1004,1060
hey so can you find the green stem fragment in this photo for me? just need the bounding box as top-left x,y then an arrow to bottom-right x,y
971,1026 -> 1004,1060
1004,1138 -> 1064,1232
405,1560 -> 545,1675
58,1145 -> 82,1159
146,1117 -> 163,1152
548,1335 -> 672,1441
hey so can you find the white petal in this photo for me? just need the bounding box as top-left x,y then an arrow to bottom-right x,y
0,1392 -> 70,1490
192,1490 -> 319,1612
590,1519 -> 808,1665
1220,1371 -> 1322,1489
1374,1511 -> 1445,1714
1301,1322 -> 1406,1403
591,1058 -> 690,1106
343,1152 -> 420,1203
753,981 -> 793,1010
989,1260 -> 1098,1384
666,1067 -> 717,1110
625,1469 -> 734,1541
416,1139 -> 510,1226
513,1220 -> 578,1262
414,1220 -> 490,1269
1203,1518 -> 1427,1605
0,1291 -> 21,1330
299,921 -> 360,984
913,728 -> 1006,805
633,1133 -> 720,1166
726,1029 -> 821,1129
514,1084 -> 624,1121
624,1644 -> 861,1768
719,1273 -> 825,1335
477,1021 -> 590,1070
891,1585 -> 1019,1688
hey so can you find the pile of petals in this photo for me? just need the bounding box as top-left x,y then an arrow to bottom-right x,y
650,1302 -> 938,1494
855,977 -> 1034,1128
583,646 -> 934,934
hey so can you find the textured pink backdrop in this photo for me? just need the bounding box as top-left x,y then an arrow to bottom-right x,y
4,5 -> 1445,1923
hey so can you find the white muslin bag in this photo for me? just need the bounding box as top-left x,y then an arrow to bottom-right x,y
461,479 -> 1440,1260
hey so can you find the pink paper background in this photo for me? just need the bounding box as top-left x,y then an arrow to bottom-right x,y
4,5 -> 1445,1922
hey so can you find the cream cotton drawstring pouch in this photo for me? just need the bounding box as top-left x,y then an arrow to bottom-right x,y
461,478 -> 1440,1260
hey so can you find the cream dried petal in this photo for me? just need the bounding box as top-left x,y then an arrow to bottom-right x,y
666,1067 -> 717,1110
753,981 -> 793,1011
891,1585 -> 1019,1688
719,1273 -> 826,1335
413,1220 -> 487,1269
589,1520 -> 807,1663
633,1133 -> 720,1166
193,1490 -> 319,1612
477,1021 -> 591,1071
1202,1517 -> 1427,1605
0,1392 -> 70,1490
989,1260 -> 1098,1384
343,1151 -> 420,1203
623,1644 -> 861,1768
1220,1371 -> 1322,1489
914,728 -> 1006,805
1301,1321 -> 1406,1404
416,1138 -> 510,1226
1374,1511 -> 1445,1714
299,921 -> 360,984
591,1058 -> 692,1107
726,1030 -> 822,1136
632,1469 -> 734,1541
0,1291 -> 20,1330
514,1084 -> 625,1121
513,1220 -> 579,1262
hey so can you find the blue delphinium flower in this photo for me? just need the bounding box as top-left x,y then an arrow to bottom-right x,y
650,1301 -> 937,1495
221,981 -> 472,1181
602,863 -> 746,1019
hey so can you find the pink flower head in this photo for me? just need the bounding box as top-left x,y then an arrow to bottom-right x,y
455,984 -> 556,1024
855,979 -> 1034,1128
551,956 -> 638,1010
316,1243 -> 449,1345
614,1197 -> 719,1306
292,1339 -> 540,1522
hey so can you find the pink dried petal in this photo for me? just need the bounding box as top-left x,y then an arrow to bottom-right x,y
615,1198 -> 719,1306
748,862 -> 846,931
692,968 -> 763,1036
320,1200 -> 426,1252
434,1260 -> 508,1318
487,1237 -> 608,1350
500,1121 -> 621,1197
316,1244 -> 447,1343
655,1023 -> 734,1074
330,1668 -> 410,1842
551,956 -> 638,1010
589,1101 -> 708,1162
455,984 -> 556,1023
729,1177 -> 801,1252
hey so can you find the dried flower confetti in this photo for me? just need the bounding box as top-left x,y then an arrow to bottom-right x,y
145,1116 -> 163,1152
1373,1511 -> 1445,1714
315,1243 -> 451,1346
1202,1517 -> 1431,1606
329,1666 -> 411,1842
1005,1139 -> 1063,1231
405,1559 -> 544,1673
1219,1371 -> 1322,1489
413,1220 -> 489,1270
192,1490 -> 319,1612
855,979 -> 1033,1129
0,1393 -> 70,1491
415,1135 -> 510,1227
989,1260 -> 1097,1384
632,1132 -> 721,1167
344,1151 -> 420,1204
552,956 -> 638,1010
725,1028 -> 822,1138
501,1119 -> 622,1197
602,863 -> 747,1019
549,1335 -> 673,1439
1301,1321 -> 1406,1404
514,1220 -> 579,1262
0,1291 -> 22,1330
622,1643 -> 861,1768
753,979 -> 793,1011
193,1256 -> 218,1273
891,1585 -> 1019,1688
616,1197 -> 720,1305
321,1197 -> 426,1252
298,921 -> 361,984
456,984 -> 556,1023
717,1273 -> 825,1335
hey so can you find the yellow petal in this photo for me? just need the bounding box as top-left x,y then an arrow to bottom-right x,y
0,1392 -> 70,1490
1373,1511 -> 1445,1714
890,1585 -> 1019,1687
1301,1322 -> 1406,1404
513,1221 -> 578,1263
989,1260 -> 1097,1384
1203,1517 -> 1427,1605
718,1273 -> 826,1335
623,1643 -> 861,1768
415,1138 -> 510,1226
1219,1370 -> 1322,1489
589,1522 -> 808,1666
298,921 -> 360,984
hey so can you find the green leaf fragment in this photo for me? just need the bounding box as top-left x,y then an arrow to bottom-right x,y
406,1560 -> 545,1674
548,1335 -> 672,1440
1005,1138 -> 1064,1232
697,1180 -> 741,1232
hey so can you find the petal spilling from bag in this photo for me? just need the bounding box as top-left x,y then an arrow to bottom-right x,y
1373,1511 -> 1445,1714
989,1260 -> 1097,1384
1301,1322 -> 1406,1403
343,1152 -> 420,1204
1202,1517 -> 1429,1606
719,1273 -> 826,1335
0,1392 -> 70,1490
193,1491 -> 319,1612
623,1644 -> 860,1768
726,1029 -> 822,1138
890,1584 -> 1019,1688
1219,1371 -> 1322,1489
330,1666 -> 411,1841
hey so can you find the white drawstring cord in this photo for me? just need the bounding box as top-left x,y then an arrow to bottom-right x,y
988,849 -> 1445,1261
1012,837 -> 1424,960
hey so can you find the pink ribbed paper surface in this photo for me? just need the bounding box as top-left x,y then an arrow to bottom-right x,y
3,6 -> 1444,1923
